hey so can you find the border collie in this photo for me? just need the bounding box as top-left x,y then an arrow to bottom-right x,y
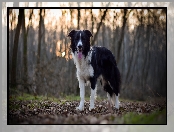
67,30 -> 121,111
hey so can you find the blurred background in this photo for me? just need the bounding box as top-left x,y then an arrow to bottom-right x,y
6,2 -> 166,100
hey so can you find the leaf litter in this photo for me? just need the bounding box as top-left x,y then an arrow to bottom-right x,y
8,99 -> 166,124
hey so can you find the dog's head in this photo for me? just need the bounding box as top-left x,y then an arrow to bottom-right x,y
67,30 -> 93,59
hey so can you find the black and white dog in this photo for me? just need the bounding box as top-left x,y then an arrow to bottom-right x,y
67,30 -> 121,111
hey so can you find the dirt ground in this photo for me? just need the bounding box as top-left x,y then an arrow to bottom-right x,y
8,99 -> 166,124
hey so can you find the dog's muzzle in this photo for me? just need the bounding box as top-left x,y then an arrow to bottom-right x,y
77,45 -> 83,59
77,45 -> 82,52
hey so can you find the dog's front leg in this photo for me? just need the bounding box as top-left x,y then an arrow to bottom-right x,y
89,77 -> 97,111
115,95 -> 120,109
89,88 -> 96,111
76,79 -> 85,111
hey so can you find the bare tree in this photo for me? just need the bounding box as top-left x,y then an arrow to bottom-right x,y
22,9 -> 27,91
11,9 -> 24,87
91,8 -> 94,35
37,9 -> 43,66
22,9 -> 33,91
117,9 -> 128,63
77,2 -> 81,30
91,9 -> 108,46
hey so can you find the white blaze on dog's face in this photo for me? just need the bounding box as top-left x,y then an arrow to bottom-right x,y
77,33 -> 82,47
77,33 -> 83,59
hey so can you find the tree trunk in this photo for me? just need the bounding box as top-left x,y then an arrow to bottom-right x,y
91,9 -> 108,46
117,9 -> 128,63
37,9 -> 42,66
77,9 -> 80,30
11,9 -> 24,87
91,8 -> 94,35
22,9 -> 33,92
42,9 -> 47,63
22,9 -> 28,91
85,9 -> 87,29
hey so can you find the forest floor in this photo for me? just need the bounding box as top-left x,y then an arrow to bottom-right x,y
8,93 -> 167,124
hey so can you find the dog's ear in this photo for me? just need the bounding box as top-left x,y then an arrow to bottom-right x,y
83,30 -> 93,37
67,30 -> 76,38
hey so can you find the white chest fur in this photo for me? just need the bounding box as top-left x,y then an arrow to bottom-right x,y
72,51 -> 94,81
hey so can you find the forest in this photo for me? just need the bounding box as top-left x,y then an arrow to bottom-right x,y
6,2 -> 167,124
8,6 -> 166,99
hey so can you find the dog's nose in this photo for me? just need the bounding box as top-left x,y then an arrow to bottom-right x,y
78,45 -> 82,49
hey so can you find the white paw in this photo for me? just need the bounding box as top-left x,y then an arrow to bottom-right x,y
115,103 -> 119,110
76,106 -> 84,111
89,106 -> 95,111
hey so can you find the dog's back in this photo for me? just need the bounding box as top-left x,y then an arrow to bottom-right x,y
90,46 -> 121,96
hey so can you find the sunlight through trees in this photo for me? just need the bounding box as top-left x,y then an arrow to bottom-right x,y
7,2 -> 167,100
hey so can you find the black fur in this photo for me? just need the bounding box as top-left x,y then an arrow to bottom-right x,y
68,30 -> 121,97
90,46 -> 121,96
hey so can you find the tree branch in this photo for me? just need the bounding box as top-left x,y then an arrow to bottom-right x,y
91,9 -> 108,46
